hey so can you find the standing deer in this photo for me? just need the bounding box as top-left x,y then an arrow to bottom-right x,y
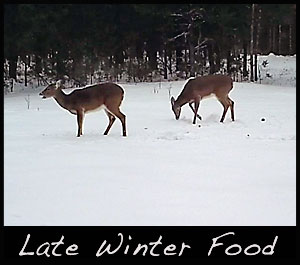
39,80 -> 126,137
171,74 -> 234,124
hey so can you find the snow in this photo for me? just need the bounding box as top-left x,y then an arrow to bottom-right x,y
257,53 -> 296,87
4,54 -> 296,226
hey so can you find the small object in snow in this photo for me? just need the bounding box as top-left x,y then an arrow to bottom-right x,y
198,125 -> 201,128
144,127 -> 148,130
261,117 -> 266,122
247,134 -> 250,137
262,60 -> 269,67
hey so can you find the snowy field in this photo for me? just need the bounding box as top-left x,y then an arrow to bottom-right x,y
4,54 -> 296,226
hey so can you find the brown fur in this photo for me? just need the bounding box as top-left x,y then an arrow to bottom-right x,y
39,82 -> 126,137
171,74 -> 234,124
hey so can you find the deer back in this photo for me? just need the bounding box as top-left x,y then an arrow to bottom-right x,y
187,75 -> 233,99
65,83 -> 124,112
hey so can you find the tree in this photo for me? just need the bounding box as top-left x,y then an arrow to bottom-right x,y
4,4 -> 296,87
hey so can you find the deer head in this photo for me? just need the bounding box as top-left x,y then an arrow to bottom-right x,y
171,96 -> 181,120
39,80 -> 64,99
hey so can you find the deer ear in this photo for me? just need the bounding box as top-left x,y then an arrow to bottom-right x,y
171,96 -> 175,106
55,80 -> 63,89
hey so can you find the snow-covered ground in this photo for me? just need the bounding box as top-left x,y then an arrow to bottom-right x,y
257,53 -> 296,87
4,54 -> 296,226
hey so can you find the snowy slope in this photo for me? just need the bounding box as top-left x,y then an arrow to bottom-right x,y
257,53 -> 296,87
4,55 -> 296,226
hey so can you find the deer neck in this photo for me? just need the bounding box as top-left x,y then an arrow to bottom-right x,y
175,94 -> 189,107
53,89 -> 71,111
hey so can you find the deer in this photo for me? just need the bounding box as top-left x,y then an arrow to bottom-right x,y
39,80 -> 126,137
170,74 -> 234,124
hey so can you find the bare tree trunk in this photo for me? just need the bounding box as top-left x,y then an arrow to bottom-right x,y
27,54 -> 31,69
208,43 -> 215,74
272,25 -> 276,53
250,4 -> 255,82
256,6 -> 261,54
269,27 -> 272,52
256,7 -> 261,52
8,56 -> 18,81
50,50 -> 55,76
184,47 -> 188,78
243,40 -> 248,79
148,49 -> 158,71
200,50 -> 205,75
214,44 -> 221,73
188,38 -> 195,77
90,73 -> 93,84
10,78 -> 14,92
35,55 -> 42,77
254,54 -> 258,82
168,50 -> 173,77
289,24 -> 293,54
163,48 -> 168,79
254,7 -> 261,82
24,57 -> 28,87
175,47 -> 183,72
227,50 -> 231,74
196,25 -> 202,73
278,24 -> 282,54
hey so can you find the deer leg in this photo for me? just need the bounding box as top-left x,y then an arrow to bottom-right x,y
103,109 -> 116,135
76,110 -> 84,137
228,97 -> 235,121
219,98 -> 229,123
193,100 -> 200,124
106,107 -> 127,137
189,102 -> 202,120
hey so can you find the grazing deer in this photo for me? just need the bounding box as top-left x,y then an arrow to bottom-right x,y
171,74 -> 234,124
39,80 -> 127,137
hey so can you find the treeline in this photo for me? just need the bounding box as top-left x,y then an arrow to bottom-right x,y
4,4 -> 296,88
